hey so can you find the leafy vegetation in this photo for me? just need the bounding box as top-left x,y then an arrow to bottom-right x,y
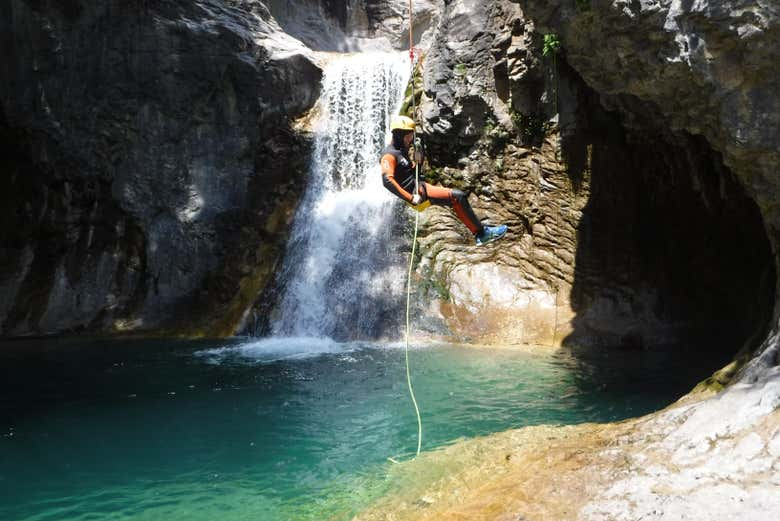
542,33 -> 561,126
542,33 -> 561,58
482,114 -> 511,149
511,110 -> 550,145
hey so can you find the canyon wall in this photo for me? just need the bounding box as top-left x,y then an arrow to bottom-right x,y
0,1 -> 321,337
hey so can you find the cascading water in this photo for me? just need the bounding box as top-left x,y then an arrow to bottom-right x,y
269,53 -> 410,340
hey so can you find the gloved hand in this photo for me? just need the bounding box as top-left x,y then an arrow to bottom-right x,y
411,193 -> 422,205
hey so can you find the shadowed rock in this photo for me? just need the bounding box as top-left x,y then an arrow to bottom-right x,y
0,1 -> 322,336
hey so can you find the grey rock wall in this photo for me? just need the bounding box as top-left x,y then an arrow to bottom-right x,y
508,0 -> 780,377
412,0 -> 775,356
0,0 -> 321,336
265,0 -> 440,51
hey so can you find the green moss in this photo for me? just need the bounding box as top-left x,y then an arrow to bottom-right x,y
426,166 -> 443,184
417,264 -> 452,303
206,242 -> 279,337
691,346 -> 753,394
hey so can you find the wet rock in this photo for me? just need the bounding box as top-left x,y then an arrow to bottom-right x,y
510,0 -> 780,375
411,0 -> 775,352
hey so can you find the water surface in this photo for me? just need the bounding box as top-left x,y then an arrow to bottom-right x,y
0,337 -> 722,520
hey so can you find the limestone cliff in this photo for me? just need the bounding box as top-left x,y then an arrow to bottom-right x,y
353,1 -> 780,519
0,1 -> 323,337
412,0 -> 776,363
509,0 -> 780,380
0,0 -> 439,338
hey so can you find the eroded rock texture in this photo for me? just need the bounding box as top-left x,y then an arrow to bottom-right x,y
413,0 -> 775,359
509,0 -> 780,375
356,3 -> 780,519
0,1 -> 321,336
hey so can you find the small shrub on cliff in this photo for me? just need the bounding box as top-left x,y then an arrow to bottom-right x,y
482,115 -> 511,149
543,33 -> 561,58
511,111 -> 549,146
542,34 -> 562,126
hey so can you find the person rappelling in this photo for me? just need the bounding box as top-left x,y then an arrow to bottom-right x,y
380,115 -> 508,245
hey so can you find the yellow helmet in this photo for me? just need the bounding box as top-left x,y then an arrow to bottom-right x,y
390,115 -> 416,132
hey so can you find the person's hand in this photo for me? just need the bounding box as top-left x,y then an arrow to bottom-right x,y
411,193 -> 422,205
413,148 -> 424,164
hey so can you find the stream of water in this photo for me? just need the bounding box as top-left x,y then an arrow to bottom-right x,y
269,52 -> 409,340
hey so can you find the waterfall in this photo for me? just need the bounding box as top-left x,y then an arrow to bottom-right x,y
269,53 -> 410,340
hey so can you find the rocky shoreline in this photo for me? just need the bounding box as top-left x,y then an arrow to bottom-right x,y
355,381 -> 780,520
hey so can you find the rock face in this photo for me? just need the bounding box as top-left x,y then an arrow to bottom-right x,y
266,0 -> 440,50
367,1 -> 780,519
0,0 -> 445,338
412,0 -> 775,358
0,1 -> 322,336
508,0 -> 780,364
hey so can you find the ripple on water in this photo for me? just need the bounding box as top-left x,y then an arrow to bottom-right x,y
0,339 -> 722,521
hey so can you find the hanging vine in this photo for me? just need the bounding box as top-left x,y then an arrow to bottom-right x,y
542,33 -> 561,125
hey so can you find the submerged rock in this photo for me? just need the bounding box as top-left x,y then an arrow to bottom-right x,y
354,384 -> 780,521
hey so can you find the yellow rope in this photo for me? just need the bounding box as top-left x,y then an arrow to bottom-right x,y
400,0 -> 423,461
404,208 -> 423,458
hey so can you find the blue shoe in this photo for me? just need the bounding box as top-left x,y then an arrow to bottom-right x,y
475,224 -> 508,246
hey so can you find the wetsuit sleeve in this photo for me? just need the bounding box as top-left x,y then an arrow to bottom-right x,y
380,153 -> 413,203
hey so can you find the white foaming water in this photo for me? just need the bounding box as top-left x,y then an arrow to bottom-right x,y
270,53 -> 410,340
194,337 -> 422,365
195,337 -> 349,364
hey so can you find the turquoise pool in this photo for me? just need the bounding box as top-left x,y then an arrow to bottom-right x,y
0,337 -> 725,520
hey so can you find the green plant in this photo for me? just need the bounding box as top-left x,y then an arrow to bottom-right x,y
454,63 -> 468,76
542,34 -> 561,126
510,110 -> 550,146
543,33 -> 561,58
482,114 -> 510,149
483,114 -> 497,134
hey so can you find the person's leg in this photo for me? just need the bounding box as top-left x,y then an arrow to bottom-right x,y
421,183 -> 483,235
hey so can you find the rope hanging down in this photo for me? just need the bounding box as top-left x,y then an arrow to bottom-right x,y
404,0 -> 423,459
